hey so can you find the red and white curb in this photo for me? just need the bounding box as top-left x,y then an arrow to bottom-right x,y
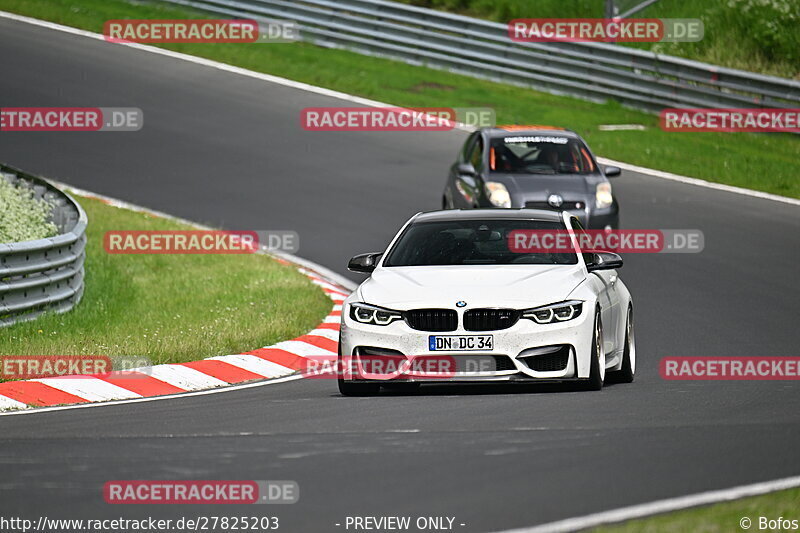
0,271 -> 348,412
0,188 -> 353,413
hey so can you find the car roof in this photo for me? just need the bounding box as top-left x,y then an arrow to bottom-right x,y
485,125 -> 579,139
412,209 -> 565,224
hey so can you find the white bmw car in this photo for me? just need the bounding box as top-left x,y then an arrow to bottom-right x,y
338,209 -> 635,395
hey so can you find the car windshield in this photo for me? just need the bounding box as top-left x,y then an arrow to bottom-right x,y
489,135 -> 596,175
383,219 -> 577,266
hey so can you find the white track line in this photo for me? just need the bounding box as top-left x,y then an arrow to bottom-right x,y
493,475 -> 800,533
597,157 -> 800,207
0,10 -> 796,209
31,378 -> 142,402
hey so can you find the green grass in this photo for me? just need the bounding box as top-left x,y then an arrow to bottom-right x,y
0,195 -> 332,370
593,487 -> 800,532
0,177 -> 57,242
397,0 -> 800,79
0,0 -> 798,199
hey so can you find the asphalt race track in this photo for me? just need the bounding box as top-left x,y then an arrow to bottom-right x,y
1,18 -> 799,532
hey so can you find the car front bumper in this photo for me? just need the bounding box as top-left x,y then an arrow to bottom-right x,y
339,302 -> 595,383
585,205 -> 619,230
561,204 -> 618,230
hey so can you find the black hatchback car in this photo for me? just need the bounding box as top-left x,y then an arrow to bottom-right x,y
442,126 -> 621,229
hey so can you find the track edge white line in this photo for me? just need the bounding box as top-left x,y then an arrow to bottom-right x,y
492,475 -> 800,533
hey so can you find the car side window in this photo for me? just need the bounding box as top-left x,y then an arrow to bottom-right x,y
461,132 -> 479,162
469,136 -> 484,171
577,144 -> 596,173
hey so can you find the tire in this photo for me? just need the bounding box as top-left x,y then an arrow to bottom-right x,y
614,306 -> 635,383
585,311 -> 605,391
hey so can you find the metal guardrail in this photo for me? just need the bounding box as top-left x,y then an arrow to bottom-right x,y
161,0 -> 800,113
0,165 -> 87,328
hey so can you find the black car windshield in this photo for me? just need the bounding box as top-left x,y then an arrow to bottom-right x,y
383,219 -> 577,266
489,135 -> 596,175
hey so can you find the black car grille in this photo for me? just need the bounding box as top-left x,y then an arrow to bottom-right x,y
404,309 -> 458,332
493,355 -> 517,371
463,309 -> 520,331
525,200 -> 585,211
524,346 -> 570,372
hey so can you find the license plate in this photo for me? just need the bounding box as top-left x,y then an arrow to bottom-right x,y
429,335 -> 493,351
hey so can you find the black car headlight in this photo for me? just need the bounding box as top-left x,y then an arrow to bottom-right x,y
349,302 -> 403,326
522,301 -> 583,324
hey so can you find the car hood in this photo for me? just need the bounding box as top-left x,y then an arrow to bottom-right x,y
358,265 -> 585,309
490,172 -> 592,199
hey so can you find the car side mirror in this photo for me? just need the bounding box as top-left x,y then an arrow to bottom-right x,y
348,252 -> 382,273
586,251 -> 623,272
604,166 -> 621,177
456,162 -> 476,176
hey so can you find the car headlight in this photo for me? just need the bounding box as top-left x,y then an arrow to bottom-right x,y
522,301 -> 583,324
595,182 -> 613,209
349,302 -> 403,325
485,182 -> 511,208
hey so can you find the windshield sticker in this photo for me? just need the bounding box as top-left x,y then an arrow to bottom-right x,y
504,136 -> 568,144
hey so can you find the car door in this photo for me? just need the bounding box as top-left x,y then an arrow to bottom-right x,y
598,262 -> 623,356
572,217 -> 618,355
